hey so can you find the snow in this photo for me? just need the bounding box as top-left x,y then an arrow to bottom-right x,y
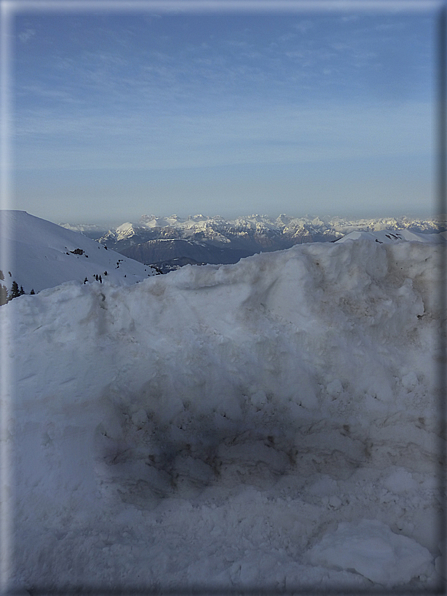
336,228 -> 445,244
115,222 -> 137,242
1,227 -> 445,592
307,519 -> 433,585
94,212 -> 443,247
0,211 -> 156,293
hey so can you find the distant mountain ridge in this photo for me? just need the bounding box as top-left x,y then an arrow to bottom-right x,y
69,213 -> 444,272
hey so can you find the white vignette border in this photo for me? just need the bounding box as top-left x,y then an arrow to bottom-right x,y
0,0 -> 445,592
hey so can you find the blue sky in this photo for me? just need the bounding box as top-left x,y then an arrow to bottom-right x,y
9,2 -> 439,224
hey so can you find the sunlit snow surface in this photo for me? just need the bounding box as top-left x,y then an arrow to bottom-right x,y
0,211 -> 156,293
2,237 -> 445,592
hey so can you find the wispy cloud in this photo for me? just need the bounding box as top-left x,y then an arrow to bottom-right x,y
12,11 -> 436,219
293,20 -> 314,34
340,15 -> 360,23
14,100 -> 432,173
18,28 -> 36,44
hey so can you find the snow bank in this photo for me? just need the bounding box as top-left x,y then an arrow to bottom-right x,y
2,238 -> 444,591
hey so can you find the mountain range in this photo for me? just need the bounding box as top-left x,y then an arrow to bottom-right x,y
1,210 -> 443,297
63,213 -> 445,272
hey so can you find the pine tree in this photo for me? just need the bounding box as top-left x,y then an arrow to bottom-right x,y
0,270 -> 4,281
19,286 -> 25,296
9,281 -> 20,300
30,289 -> 35,295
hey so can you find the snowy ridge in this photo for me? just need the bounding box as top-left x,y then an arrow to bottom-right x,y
0,210 -> 156,293
3,237 -> 444,590
100,212 -> 443,243
91,213 -> 445,273
115,222 -> 138,242
337,228 -> 445,244
58,221 -> 107,234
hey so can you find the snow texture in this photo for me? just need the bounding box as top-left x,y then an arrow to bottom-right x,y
0,210 -> 156,293
1,229 -> 445,592
307,519 -> 432,585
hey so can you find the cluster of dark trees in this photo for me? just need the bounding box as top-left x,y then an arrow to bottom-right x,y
0,272 -> 34,306
83,272 -> 108,284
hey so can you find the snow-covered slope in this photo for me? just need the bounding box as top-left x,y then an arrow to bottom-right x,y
0,211 -> 156,293
2,237 -> 444,591
337,228 -> 445,244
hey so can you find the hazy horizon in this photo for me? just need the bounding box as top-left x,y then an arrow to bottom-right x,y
56,208 -> 439,230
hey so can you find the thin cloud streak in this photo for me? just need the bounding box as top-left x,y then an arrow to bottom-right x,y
15,101 -> 432,171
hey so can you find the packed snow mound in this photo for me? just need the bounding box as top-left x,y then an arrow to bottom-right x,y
3,238 -> 444,591
0,210 -> 156,293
